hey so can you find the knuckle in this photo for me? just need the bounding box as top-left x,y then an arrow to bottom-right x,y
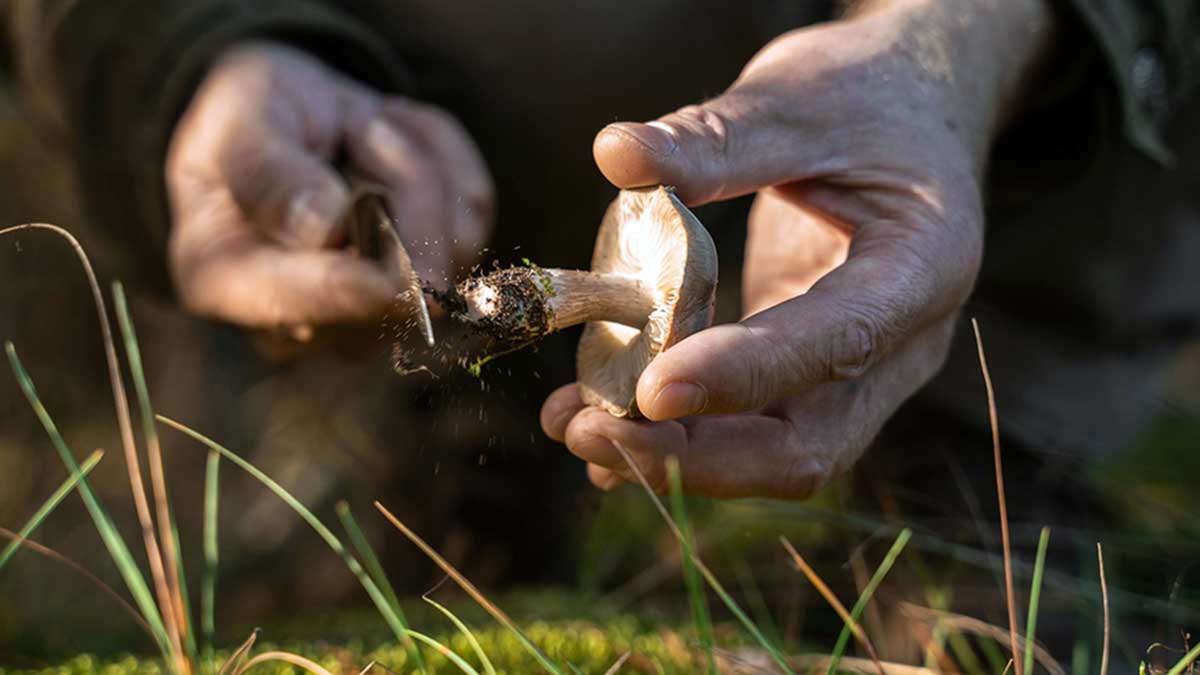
668,104 -> 731,157
772,457 -> 821,501
827,311 -> 883,381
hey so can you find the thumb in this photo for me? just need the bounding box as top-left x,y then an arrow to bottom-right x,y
593,90 -> 815,205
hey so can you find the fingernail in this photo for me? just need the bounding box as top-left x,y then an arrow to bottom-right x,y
606,122 -> 677,156
287,189 -> 341,247
650,382 -> 707,419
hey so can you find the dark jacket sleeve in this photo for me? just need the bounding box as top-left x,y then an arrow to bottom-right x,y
1064,0 -> 1200,163
4,0 -> 410,286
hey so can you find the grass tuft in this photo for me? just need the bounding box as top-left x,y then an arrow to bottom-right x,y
337,502 -> 426,673
826,528 -> 912,675
113,281 -> 193,663
157,415 -> 425,672
608,443 -> 797,675
780,537 -> 884,675
7,342 -> 172,659
373,501 -> 565,675
664,457 -> 716,675
423,596 -> 496,675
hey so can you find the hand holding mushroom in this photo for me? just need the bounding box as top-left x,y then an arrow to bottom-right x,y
541,0 -> 1056,499
454,187 -> 716,417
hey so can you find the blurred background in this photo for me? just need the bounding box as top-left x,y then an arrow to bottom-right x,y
0,3 -> 1198,672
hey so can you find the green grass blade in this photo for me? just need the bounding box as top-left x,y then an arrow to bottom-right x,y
337,501 -> 426,672
0,449 -> 104,571
924,588 -> 985,675
979,634 -> 1008,674
423,596 -> 496,675
1166,642 -> 1200,675
113,282 -> 193,663
665,458 -> 717,675
567,664 -> 586,675
826,528 -> 912,675
172,518 -> 197,660
611,445 -> 796,675
1071,639 -> 1089,675
1023,527 -> 1051,675
374,501 -> 565,675
158,414 -> 427,673
730,555 -> 782,648
202,448 -> 220,675
404,630 -> 479,675
7,343 -> 172,658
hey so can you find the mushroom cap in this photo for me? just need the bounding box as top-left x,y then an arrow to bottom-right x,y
577,186 -> 718,417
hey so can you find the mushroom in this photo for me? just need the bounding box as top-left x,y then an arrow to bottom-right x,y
453,186 -> 717,417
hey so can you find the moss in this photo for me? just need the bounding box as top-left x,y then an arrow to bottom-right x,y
0,615 -> 750,675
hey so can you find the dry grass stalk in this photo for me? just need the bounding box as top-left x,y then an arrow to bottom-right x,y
0,223 -> 187,673
218,629 -> 259,675
899,603 -> 1066,675
779,537 -> 885,675
373,502 -> 524,641
971,318 -> 1021,675
234,651 -> 337,675
715,648 -> 937,675
602,651 -> 632,675
0,525 -> 155,641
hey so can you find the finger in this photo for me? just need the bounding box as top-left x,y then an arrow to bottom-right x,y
566,318 -> 955,499
344,111 -> 452,283
383,100 -> 495,269
172,228 -> 400,327
540,384 -> 586,442
563,406 -> 826,500
218,134 -> 349,249
637,214 -> 970,420
587,463 -> 625,491
592,90 -> 824,206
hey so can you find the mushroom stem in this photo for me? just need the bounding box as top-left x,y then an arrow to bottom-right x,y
455,266 -> 656,342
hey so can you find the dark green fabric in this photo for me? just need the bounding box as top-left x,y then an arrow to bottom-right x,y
1064,0 -> 1200,162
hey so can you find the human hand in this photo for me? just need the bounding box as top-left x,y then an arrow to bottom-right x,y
166,41 -> 492,347
542,0 -> 1054,498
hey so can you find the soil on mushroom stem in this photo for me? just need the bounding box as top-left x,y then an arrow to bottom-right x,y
453,267 -> 552,343
419,266 -> 557,374
390,267 -> 551,380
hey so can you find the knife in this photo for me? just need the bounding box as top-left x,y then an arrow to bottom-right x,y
340,185 -> 436,347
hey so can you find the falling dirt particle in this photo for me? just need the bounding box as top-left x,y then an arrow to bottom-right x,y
478,454 -> 487,466
434,462 -> 441,475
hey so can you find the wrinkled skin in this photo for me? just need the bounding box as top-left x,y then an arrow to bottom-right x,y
166,41 -> 493,348
541,0 -> 1055,499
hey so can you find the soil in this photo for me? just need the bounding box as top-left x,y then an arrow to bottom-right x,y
443,267 -> 552,344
